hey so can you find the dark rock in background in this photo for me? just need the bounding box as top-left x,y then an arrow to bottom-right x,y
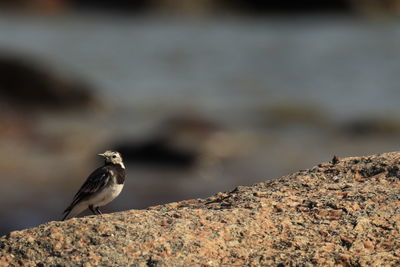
220,0 -> 354,14
0,55 -> 97,112
113,115 -> 223,168
115,138 -> 199,168
2,0 -> 400,15
341,117 -> 400,137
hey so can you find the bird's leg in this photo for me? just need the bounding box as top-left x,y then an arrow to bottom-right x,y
89,205 -> 97,215
95,207 -> 102,215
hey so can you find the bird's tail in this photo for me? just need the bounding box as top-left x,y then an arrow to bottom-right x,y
61,207 -> 72,221
61,202 -> 86,221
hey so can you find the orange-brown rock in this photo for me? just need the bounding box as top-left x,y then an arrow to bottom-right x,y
1,152 -> 399,266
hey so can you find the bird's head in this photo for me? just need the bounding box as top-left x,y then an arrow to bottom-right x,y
98,150 -> 125,168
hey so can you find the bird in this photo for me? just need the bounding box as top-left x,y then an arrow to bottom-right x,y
62,150 -> 126,221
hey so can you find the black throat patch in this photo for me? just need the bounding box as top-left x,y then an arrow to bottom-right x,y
107,163 -> 126,184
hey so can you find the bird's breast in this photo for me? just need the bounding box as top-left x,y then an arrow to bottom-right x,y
90,183 -> 124,207
108,183 -> 124,199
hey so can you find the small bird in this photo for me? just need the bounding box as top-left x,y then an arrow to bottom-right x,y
62,151 -> 126,221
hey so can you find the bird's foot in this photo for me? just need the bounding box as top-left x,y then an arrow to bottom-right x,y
95,207 -> 103,215
89,205 -> 97,215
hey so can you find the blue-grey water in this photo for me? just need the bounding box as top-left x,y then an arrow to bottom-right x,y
1,13 -> 400,234
1,15 -> 400,118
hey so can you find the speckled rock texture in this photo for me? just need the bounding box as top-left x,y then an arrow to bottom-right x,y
1,152 -> 400,266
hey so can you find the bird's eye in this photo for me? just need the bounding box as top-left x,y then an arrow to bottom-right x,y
112,155 -> 116,158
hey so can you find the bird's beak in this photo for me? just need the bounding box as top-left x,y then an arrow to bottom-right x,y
98,153 -> 105,157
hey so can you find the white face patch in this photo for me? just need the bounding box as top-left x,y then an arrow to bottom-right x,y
100,150 -> 125,168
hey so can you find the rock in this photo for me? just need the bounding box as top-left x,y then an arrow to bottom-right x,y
0,105 -> 37,140
0,0 -> 69,14
4,0 -> 400,16
1,152 -> 400,266
0,55 -> 98,112
114,115 -> 245,168
260,102 -> 327,129
341,116 -> 400,137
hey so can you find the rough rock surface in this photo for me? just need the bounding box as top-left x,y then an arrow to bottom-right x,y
1,152 -> 400,266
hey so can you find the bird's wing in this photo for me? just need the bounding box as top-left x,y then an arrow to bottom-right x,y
66,166 -> 112,210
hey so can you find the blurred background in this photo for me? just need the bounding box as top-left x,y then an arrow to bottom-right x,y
1,0 -> 400,235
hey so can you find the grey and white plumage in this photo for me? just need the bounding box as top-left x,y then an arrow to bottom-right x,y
62,151 -> 126,221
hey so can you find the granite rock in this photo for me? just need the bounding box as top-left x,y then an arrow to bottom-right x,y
1,152 -> 399,266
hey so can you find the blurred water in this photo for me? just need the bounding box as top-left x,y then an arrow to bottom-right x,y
1,13 -> 400,234
1,15 -> 400,119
